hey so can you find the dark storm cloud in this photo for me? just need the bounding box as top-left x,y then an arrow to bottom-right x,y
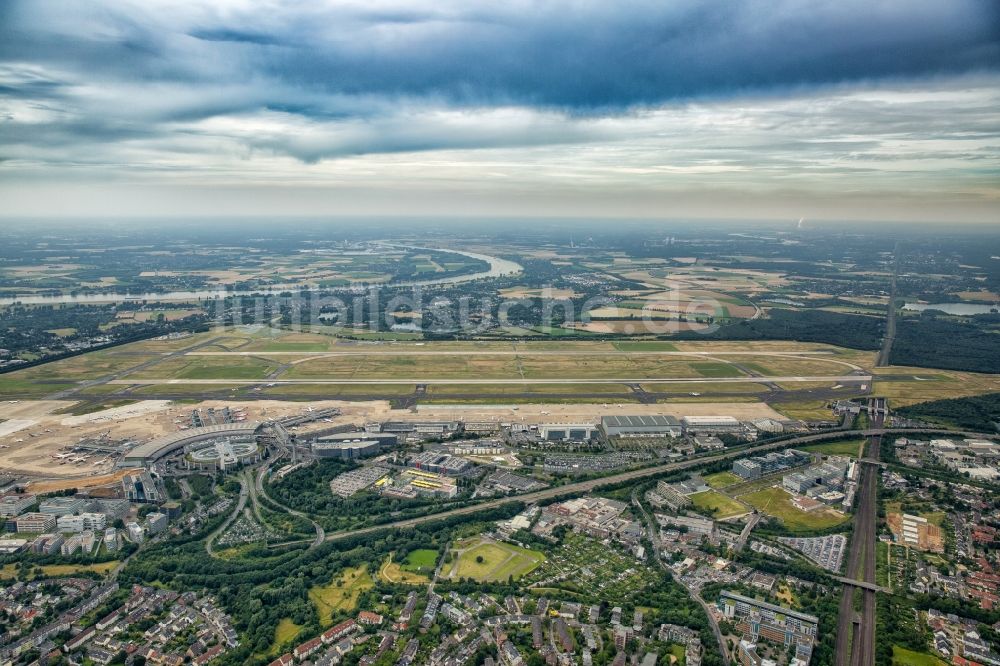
1,0 -> 998,116
0,0 -> 998,186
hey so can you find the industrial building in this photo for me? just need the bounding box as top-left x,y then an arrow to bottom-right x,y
408,451 -> 475,476
311,432 -> 396,459
601,415 -> 682,438
539,423 -> 598,441
681,415 -> 743,434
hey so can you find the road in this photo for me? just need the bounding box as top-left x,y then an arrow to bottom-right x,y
876,245 -> 900,367
316,425 -> 995,544
206,478 -> 248,556
631,488 -> 730,663
252,440 -> 326,549
834,397 -> 885,666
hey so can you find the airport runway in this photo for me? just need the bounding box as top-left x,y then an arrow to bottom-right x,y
105,375 -> 873,385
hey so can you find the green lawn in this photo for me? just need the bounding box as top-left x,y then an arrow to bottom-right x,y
401,549 -> 438,574
801,439 -> 865,458
689,490 -> 748,519
612,341 -> 678,351
892,646 -> 949,666
449,538 -> 545,582
703,471 -> 743,489
691,361 -> 743,378
741,486 -> 850,532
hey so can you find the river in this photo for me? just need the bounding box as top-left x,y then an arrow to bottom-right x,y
0,246 -> 523,306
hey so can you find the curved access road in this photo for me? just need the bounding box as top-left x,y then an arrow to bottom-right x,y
321,427 -> 997,543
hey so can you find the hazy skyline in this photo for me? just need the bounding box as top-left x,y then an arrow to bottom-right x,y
1,0 -> 999,223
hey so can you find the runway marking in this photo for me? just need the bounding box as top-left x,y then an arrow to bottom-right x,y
105,375 -> 872,385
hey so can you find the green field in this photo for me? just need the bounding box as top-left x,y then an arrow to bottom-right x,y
612,341 -> 678,351
689,490 -> 747,518
265,618 -> 302,656
741,486 -> 850,532
891,646 -> 949,666
691,361 -> 744,378
703,471 -> 743,489
448,537 -> 545,582
308,564 -> 373,626
801,439 -> 865,458
401,548 -> 438,574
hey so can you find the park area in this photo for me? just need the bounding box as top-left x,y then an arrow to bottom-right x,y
444,536 -> 545,582
379,549 -> 437,585
740,486 -> 849,532
689,490 -> 748,519
308,564 -> 373,626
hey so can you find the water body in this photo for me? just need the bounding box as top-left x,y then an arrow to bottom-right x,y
0,246 -> 523,306
903,302 -> 997,315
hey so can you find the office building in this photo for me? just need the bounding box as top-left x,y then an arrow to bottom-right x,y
16,512 -> 56,533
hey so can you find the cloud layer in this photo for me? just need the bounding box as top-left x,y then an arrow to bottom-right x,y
0,0 -> 998,220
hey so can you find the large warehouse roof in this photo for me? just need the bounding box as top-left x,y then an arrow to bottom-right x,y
122,422 -> 263,464
602,415 -> 680,427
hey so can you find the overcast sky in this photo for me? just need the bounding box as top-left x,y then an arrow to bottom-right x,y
1,0 -> 998,223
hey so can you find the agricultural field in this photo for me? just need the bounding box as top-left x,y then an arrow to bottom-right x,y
689,490 -> 748,519
308,564 -> 373,626
740,486 -> 850,532
445,536 -> 545,582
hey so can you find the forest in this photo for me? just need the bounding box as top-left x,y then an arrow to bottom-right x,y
896,392 -> 1000,433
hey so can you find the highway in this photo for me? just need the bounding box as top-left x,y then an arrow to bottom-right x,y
316,424 -> 995,544
876,244 -> 900,367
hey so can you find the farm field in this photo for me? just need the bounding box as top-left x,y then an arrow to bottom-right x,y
446,537 -> 545,582
740,486 -> 850,532
308,564 -> 373,626
689,490 -> 748,519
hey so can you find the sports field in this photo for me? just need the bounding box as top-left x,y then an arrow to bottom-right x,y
446,537 -> 545,582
